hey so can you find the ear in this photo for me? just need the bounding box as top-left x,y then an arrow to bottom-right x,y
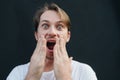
34,32 -> 38,41
67,31 -> 71,42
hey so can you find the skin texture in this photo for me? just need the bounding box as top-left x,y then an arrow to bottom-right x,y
25,10 -> 72,80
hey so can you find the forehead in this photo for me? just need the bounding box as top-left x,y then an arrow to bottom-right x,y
40,10 -> 62,23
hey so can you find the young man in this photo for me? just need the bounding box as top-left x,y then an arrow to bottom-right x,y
7,3 -> 97,80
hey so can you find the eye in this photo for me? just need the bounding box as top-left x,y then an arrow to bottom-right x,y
41,24 -> 49,30
56,25 -> 63,31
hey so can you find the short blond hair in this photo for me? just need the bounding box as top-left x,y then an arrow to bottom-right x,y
33,3 -> 71,31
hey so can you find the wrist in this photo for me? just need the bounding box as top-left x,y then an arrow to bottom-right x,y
25,71 -> 42,80
56,75 -> 72,80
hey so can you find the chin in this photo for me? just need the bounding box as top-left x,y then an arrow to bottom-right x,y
46,56 -> 54,61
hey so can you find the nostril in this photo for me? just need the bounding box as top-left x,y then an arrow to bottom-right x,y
45,33 -> 56,39
48,34 -> 57,38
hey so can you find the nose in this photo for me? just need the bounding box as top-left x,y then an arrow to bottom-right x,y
47,26 -> 57,38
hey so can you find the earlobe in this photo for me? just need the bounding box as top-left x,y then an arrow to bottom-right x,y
67,31 -> 71,42
34,32 -> 38,41
67,39 -> 69,42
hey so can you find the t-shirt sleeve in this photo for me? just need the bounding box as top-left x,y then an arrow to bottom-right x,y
6,66 -> 21,80
80,64 -> 97,80
6,64 -> 28,80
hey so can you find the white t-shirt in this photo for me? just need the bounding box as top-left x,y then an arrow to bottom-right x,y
6,60 -> 97,80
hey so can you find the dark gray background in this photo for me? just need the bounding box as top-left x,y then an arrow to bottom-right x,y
0,0 -> 120,80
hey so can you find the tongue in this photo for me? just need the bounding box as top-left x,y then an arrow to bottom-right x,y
48,45 -> 54,50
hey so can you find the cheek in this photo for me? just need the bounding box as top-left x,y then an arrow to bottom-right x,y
36,30 -> 47,38
58,32 -> 69,41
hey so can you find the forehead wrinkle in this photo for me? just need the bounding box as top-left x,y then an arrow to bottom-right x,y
40,20 -> 49,23
56,21 -> 65,24
40,19 -> 65,24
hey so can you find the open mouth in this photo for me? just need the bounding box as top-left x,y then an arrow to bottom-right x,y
47,41 -> 56,50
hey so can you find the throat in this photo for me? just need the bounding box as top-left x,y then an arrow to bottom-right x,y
44,59 -> 53,72
48,45 -> 54,50
47,42 -> 55,50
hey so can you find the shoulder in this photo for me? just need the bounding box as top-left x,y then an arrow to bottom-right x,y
6,63 -> 30,80
14,62 -> 30,70
11,62 -> 29,74
72,60 -> 93,69
71,60 -> 97,80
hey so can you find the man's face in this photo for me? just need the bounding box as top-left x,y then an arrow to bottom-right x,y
35,10 -> 70,60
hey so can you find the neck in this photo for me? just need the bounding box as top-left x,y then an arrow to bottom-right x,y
44,58 -> 53,72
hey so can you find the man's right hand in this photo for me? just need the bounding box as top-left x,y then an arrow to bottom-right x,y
25,35 -> 46,80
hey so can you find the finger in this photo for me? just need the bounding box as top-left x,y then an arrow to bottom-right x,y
39,44 -> 46,61
54,37 -> 59,59
34,35 -> 46,56
32,38 -> 42,58
35,35 -> 43,52
38,35 -> 46,57
31,36 -> 44,61
59,36 -> 68,57
59,37 -> 65,53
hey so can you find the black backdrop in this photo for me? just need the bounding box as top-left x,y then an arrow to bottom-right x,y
0,0 -> 120,80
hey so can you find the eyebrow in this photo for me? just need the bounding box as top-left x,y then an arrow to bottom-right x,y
40,20 -> 64,23
56,21 -> 64,24
40,20 -> 49,23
